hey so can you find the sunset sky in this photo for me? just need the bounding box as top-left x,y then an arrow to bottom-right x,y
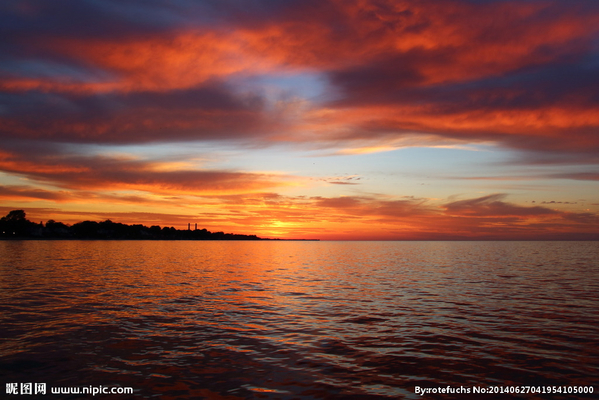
1,0 -> 598,240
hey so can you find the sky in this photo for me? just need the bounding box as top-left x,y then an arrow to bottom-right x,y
1,0 -> 598,240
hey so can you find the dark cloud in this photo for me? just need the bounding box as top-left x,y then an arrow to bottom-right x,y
0,185 -> 69,201
315,196 -> 363,209
548,172 -> 599,181
540,201 -> 578,205
328,52 -> 428,102
326,60 -> 599,157
0,83 -> 267,143
320,175 -> 362,185
444,194 -> 559,217
0,0 -> 198,39
562,212 -> 599,225
0,184 -> 171,206
314,196 -> 432,219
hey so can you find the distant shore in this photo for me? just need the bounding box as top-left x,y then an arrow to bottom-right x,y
0,209 -> 319,241
0,237 -> 320,241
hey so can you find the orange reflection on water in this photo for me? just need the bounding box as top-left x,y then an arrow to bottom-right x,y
2,240 -> 598,399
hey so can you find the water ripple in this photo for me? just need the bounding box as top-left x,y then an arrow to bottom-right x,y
1,241 -> 598,399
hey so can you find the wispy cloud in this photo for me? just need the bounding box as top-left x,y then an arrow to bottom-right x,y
0,149 -> 289,195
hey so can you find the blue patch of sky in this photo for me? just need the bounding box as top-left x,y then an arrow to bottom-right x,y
61,140 -> 590,203
228,72 -> 332,105
79,140 -> 516,179
73,136 -> 575,184
66,142 -> 211,163
0,171 -> 31,186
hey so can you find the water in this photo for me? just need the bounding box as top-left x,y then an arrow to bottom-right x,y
1,241 -> 598,399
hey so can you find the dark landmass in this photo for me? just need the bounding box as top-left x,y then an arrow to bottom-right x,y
0,209 -> 286,240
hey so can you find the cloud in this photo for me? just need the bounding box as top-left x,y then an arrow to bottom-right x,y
540,201 -> 578,205
563,212 -> 599,225
443,194 -> 559,217
3,191 -> 597,240
320,175 -> 362,185
0,149 -> 288,195
0,83 -> 268,144
0,0 -> 597,161
308,0 -> 599,158
201,193 -> 599,239
0,185 -> 71,202
0,184 -> 192,208
548,173 -> 599,181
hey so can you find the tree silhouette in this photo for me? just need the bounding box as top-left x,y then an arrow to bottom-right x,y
0,210 -> 36,236
0,209 -> 272,240
4,210 -> 26,221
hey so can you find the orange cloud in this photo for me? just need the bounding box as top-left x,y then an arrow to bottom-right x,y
50,31 -> 269,93
0,151 -> 289,195
10,0 -> 595,95
4,191 -> 597,240
295,101 -> 599,156
177,193 -> 599,240
0,185 -> 72,202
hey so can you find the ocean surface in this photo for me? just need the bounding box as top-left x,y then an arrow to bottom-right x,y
1,241 -> 598,399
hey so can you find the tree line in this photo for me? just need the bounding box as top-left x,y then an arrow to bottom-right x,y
0,210 -> 262,240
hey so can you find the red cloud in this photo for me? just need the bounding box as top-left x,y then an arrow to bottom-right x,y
0,150 -> 288,195
0,0 -> 597,158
